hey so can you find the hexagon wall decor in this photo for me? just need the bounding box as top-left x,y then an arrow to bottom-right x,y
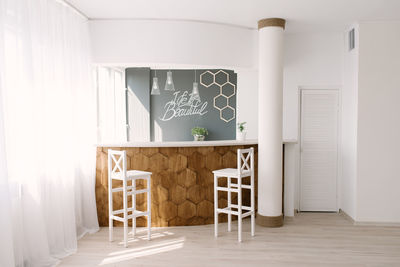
200,70 -> 236,123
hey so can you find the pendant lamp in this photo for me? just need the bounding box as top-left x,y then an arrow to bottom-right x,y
192,69 -> 200,101
151,69 -> 160,95
164,70 -> 175,91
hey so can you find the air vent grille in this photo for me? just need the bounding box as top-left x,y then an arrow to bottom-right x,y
349,28 -> 355,51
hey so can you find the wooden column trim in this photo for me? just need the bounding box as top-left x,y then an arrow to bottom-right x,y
258,18 -> 286,30
256,213 -> 283,227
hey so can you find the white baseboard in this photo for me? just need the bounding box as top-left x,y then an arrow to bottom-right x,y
354,221 -> 400,227
339,209 -> 400,227
339,209 -> 355,223
284,216 -> 295,222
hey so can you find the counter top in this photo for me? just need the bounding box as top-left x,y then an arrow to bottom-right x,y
96,139 -> 297,148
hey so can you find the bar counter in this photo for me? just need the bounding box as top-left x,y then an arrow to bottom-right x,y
96,140 -> 258,227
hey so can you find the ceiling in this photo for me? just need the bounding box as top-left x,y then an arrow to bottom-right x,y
66,0 -> 400,33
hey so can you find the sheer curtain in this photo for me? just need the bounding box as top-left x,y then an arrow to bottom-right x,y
0,0 -> 99,266
96,67 -> 127,143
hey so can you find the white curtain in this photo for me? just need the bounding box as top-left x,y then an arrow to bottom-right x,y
96,67 -> 127,143
0,0 -> 99,266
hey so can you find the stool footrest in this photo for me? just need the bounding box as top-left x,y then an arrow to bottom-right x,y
241,211 -> 252,218
112,186 -> 136,192
217,207 -> 238,216
229,204 -> 252,210
230,183 -> 252,189
111,187 -> 149,195
113,207 -> 134,215
110,215 -> 125,222
113,208 -> 149,218
216,207 -> 253,218
216,186 -> 238,192
111,211 -> 149,222
127,188 -> 149,195
110,176 -> 150,181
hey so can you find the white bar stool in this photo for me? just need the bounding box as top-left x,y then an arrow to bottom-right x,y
108,149 -> 152,247
212,147 -> 255,242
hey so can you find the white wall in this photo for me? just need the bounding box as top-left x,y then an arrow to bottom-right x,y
90,19 -> 260,138
236,69 -> 258,139
90,20 -> 257,68
282,32 -> 344,212
283,32 -> 343,140
340,25 -> 359,219
238,32 -> 344,144
90,20 -> 363,219
356,21 -> 400,223
90,20 -> 346,143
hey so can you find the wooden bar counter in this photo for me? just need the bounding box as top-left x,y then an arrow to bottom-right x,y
96,140 -> 258,227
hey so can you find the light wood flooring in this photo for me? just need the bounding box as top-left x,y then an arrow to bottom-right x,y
59,213 -> 400,266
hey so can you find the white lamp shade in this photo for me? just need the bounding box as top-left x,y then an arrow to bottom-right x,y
192,82 -> 200,101
151,77 -> 160,95
164,71 -> 175,91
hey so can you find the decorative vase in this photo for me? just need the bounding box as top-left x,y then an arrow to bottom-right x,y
194,134 -> 205,141
237,131 -> 246,141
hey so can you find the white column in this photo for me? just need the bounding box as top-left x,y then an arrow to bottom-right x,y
257,18 -> 285,227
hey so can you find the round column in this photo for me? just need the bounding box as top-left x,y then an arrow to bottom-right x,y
256,18 -> 285,227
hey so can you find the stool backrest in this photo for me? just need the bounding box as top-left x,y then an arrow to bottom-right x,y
237,147 -> 254,175
108,149 -> 127,178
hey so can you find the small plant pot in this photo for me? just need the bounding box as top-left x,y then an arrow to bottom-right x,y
237,131 -> 246,141
193,134 -> 205,141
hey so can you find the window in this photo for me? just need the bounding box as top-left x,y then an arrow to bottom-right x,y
95,67 -> 127,143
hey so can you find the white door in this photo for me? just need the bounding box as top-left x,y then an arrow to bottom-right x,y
300,90 -> 339,211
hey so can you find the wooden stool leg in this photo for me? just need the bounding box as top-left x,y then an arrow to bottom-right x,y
227,176 -> 232,232
132,179 -> 136,237
147,176 -> 151,241
214,174 -> 218,237
123,179 -> 128,248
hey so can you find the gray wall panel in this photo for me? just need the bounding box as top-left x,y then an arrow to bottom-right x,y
126,68 -> 236,141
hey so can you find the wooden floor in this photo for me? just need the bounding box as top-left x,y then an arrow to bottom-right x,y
59,213 -> 400,266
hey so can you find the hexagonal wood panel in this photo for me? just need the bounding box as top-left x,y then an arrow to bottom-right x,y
96,145 -> 258,227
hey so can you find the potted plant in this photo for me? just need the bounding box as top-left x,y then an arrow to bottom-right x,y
191,127 -> 208,141
237,122 -> 247,141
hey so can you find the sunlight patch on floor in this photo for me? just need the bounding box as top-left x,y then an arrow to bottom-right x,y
99,230 -> 185,266
113,230 -> 177,245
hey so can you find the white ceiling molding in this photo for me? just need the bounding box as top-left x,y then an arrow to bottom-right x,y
60,0 -> 89,19
67,0 -> 400,33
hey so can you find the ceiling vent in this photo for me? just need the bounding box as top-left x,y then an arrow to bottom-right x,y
349,28 -> 355,51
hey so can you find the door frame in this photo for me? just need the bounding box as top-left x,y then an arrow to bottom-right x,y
297,86 -> 342,212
